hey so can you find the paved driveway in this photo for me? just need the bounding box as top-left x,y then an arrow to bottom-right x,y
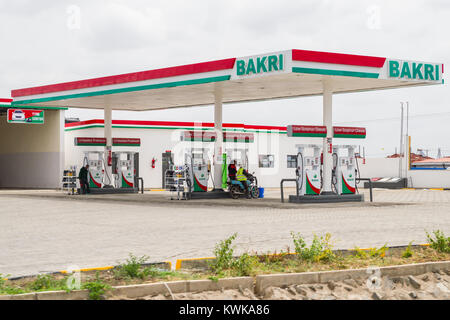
1,189 -> 449,276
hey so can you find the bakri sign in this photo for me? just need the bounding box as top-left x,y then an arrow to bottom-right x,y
388,60 -> 442,81
236,53 -> 285,76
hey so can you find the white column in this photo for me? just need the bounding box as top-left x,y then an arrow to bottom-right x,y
322,79 -> 333,194
213,83 -> 223,190
104,105 -> 113,187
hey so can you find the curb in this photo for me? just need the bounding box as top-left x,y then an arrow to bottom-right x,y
2,261 -> 448,300
254,260 -> 450,295
0,278 -> 254,300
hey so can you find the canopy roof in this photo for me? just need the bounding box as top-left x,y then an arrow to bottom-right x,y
10,49 -> 444,111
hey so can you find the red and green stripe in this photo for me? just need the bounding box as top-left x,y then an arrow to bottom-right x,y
13,75 -> 231,105
292,67 -> 379,79
12,58 -> 236,98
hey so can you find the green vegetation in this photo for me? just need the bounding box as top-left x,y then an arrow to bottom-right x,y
114,254 -> 153,279
29,274 -> 67,292
402,242 -> 414,258
209,233 -> 237,274
0,274 -> 25,295
291,232 -> 335,262
353,244 -> 388,259
82,273 -> 111,300
426,230 -> 450,253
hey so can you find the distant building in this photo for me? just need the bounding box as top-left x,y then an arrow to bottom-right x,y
412,157 -> 450,169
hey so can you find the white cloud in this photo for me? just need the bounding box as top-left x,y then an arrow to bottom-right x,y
0,0 -> 449,156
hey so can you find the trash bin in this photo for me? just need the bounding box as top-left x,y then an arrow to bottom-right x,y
258,187 -> 264,198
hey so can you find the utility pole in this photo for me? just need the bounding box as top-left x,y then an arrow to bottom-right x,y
399,103 -> 404,178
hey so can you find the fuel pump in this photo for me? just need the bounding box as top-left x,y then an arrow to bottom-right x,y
83,152 -> 104,189
113,152 -> 136,188
296,144 -> 322,196
332,145 -> 357,195
185,148 -> 211,192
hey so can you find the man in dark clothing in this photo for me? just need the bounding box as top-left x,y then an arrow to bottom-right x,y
78,164 -> 90,194
228,161 -> 237,181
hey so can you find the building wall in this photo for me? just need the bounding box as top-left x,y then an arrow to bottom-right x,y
65,125 -> 350,188
357,157 -> 450,189
358,158 -> 400,178
0,110 -> 65,188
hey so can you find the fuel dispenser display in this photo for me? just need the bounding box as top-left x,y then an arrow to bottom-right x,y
113,152 -> 137,189
332,145 -> 357,195
84,152 -> 104,189
225,148 -> 249,170
185,148 -> 211,192
296,144 -> 322,196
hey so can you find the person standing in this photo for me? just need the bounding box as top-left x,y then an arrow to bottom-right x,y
78,164 -> 90,194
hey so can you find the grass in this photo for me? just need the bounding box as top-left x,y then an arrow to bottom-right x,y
1,230 -> 449,297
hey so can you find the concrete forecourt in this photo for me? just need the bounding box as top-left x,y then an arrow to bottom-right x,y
1,188 -> 449,277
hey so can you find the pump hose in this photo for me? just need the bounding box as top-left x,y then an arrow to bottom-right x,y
355,156 -> 361,194
331,153 -> 338,194
102,154 -> 113,187
296,152 -> 304,192
209,168 -> 215,189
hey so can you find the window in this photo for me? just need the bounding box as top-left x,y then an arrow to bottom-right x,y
287,155 -> 297,168
259,155 -> 274,168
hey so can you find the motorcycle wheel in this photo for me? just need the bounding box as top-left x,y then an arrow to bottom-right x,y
230,185 -> 241,199
250,186 -> 260,199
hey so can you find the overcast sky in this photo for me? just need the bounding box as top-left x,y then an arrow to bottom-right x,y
1,0 -> 449,157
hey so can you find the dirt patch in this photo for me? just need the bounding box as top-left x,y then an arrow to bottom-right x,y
111,271 -> 450,300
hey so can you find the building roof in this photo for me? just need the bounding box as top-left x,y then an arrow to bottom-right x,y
11,49 -> 444,111
413,157 -> 450,165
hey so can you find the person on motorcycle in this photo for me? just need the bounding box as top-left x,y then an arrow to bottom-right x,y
236,165 -> 250,197
228,160 -> 237,181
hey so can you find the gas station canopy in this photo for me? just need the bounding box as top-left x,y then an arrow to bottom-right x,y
8,48 -> 444,196
11,49 -> 444,111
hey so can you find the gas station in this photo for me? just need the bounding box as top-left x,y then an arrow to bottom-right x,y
5,49 -> 444,202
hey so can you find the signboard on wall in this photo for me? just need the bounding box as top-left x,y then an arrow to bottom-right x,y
286,125 -> 327,138
333,127 -> 366,139
223,132 -> 254,143
181,131 -> 255,143
181,131 -> 217,142
7,109 -> 44,124
74,137 -> 141,146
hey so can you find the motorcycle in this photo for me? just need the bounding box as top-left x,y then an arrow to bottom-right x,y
228,172 -> 259,199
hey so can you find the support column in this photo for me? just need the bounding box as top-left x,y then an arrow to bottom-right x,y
322,79 -> 333,194
213,83 -> 223,190
104,105 -> 113,187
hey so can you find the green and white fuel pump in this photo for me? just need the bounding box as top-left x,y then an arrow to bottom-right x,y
113,152 -> 136,188
296,144 -> 322,196
332,145 -> 357,195
83,151 -> 104,189
185,148 -> 211,192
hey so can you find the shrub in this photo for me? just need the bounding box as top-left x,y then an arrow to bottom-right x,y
402,242 -> 414,258
426,230 -> 450,253
29,274 -> 66,292
291,232 -> 335,262
209,233 -> 237,274
82,273 -> 111,300
114,254 -> 152,279
232,253 -> 258,277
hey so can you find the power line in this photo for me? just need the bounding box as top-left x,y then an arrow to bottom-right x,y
335,111 -> 450,125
